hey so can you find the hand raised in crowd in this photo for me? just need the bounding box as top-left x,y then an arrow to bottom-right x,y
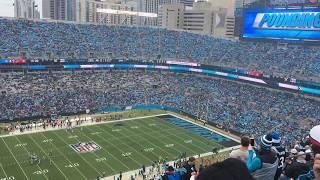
314,154 -> 320,180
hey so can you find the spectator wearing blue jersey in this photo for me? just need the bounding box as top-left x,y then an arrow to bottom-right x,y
160,166 -> 185,180
246,134 -> 278,180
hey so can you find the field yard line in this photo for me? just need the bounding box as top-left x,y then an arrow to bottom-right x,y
0,137 -> 30,180
87,126 -> 216,157
72,130 -> 120,173
39,133 -> 88,180
120,120 -> 187,156
119,119 -> 199,158
98,122 -> 177,158
80,128 -> 134,171
90,125 -> 161,162
0,113 -> 169,138
51,130 -> 103,176
150,117 -> 220,153
0,163 -> 8,178
134,118 -> 201,155
168,113 -> 240,143
88,125 -> 155,166
13,135 -> 50,180
0,129 -> 192,163
27,134 -> 69,180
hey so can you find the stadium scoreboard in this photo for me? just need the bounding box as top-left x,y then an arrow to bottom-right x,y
242,8 -> 320,43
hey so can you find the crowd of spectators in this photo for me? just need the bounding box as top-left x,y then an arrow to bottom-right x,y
157,126 -> 320,180
138,126 -> 320,180
0,18 -> 319,80
0,17 -> 320,180
223,126 -> 320,180
0,70 -> 319,148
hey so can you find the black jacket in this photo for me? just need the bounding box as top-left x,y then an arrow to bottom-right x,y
182,163 -> 196,180
285,161 -> 310,179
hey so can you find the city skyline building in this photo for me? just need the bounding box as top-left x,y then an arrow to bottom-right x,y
42,0 -> 75,21
14,0 -> 40,19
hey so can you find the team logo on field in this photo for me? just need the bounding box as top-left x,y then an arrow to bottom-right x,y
70,141 -> 101,153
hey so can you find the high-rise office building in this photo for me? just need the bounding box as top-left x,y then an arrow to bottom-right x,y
75,0 -> 136,25
14,0 -> 40,19
158,3 -> 184,29
137,0 -> 180,26
159,1 -> 233,38
42,0 -> 76,21
43,0 -> 137,24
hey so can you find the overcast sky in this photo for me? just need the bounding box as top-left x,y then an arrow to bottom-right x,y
0,0 -> 42,18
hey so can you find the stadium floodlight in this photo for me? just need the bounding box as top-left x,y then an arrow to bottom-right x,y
96,8 -> 158,18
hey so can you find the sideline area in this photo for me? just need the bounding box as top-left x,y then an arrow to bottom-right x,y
0,113 -> 167,138
102,145 -> 239,180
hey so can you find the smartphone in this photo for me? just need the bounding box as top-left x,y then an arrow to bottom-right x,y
250,138 -> 255,146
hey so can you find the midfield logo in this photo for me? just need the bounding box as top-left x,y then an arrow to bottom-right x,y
70,141 -> 101,153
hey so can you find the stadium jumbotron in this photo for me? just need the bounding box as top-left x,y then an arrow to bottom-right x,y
0,0 -> 320,180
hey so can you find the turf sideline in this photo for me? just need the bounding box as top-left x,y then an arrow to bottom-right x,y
102,145 -> 240,180
0,113 -> 168,138
168,113 -> 240,143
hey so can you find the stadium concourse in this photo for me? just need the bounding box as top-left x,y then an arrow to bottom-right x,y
0,18 -> 319,81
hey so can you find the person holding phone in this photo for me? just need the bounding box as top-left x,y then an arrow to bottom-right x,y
246,134 -> 278,180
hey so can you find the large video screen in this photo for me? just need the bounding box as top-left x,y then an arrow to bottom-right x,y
242,8 -> 320,42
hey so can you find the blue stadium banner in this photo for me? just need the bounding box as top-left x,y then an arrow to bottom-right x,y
243,8 -> 320,41
28,65 -> 48,70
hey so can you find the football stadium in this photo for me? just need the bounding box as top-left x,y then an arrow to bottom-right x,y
0,0 -> 320,180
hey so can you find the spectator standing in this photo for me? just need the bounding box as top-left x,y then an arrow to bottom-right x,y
160,166 -> 185,180
271,132 -> 286,180
285,151 -> 310,179
247,134 -> 278,180
182,157 -> 197,180
230,136 -> 250,162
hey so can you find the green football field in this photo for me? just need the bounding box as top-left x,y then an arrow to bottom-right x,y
0,114 -> 237,180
